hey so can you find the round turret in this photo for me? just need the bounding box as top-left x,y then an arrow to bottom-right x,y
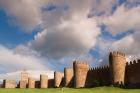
54,71 -> 64,88
28,77 -> 35,88
64,68 -> 73,87
73,60 -> 89,88
109,51 -> 126,85
40,74 -> 48,88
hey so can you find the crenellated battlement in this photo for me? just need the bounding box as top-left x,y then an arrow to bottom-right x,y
109,51 -> 126,85
64,67 -> 73,70
2,51 -> 140,89
73,60 -> 89,88
89,65 -> 109,72
110,51 -> 125,57
64,67 -> 74,87
54,71 -> 64,88
73,60 -> 88,65
126,59 -> 140,66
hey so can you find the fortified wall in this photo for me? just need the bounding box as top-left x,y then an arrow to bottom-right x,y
40,74 -> 48,88
54,71 -> 64,88
19,70 -> 29,88
63,51 -> 140,88
125,60 -> 140,87
2,51 -> 140,88
73,61 -> 89,88
28,77 -> 35,88
64,68 -> 73,87
86,66 -> 110,87
3,80 -> 16,88
109,51 -> 126,85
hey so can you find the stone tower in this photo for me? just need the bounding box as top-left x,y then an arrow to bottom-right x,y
73,60 -> 89,88
28,77 -> 35,88
19,70 -> 29,88
40,74 -> 48,88
109,51 -> 126,85
21,69 -> 28,82
54,71 -> 64,88
64,68 -> 74,87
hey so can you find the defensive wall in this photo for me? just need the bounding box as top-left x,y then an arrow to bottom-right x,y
2,51 -> 140,88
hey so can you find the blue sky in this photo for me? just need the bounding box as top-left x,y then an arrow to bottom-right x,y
0,0 -> 140,79
0,10 -> 34,47
0,9 -> 46,49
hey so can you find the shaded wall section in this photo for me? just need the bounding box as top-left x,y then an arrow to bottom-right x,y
64,68 -> 74,87
125,60 -> 140,87
86,66 -> 110,87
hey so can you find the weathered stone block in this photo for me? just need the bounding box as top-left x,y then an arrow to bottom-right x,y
28,77 -> 35,88
64,68 -> 73,87
40,74 -> 48,88
109,51 -> 126,85
19,80 -> 28,88
21,70 -> 28,82
4,79 -> 16,88
73,61 -> 89,88
54,71 -> 64,88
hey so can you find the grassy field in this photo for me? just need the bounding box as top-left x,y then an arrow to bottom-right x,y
0,87 -> 140,93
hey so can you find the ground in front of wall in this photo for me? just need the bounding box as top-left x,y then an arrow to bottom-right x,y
0,87 -> 140,93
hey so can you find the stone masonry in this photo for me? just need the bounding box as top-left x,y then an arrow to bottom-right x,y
2,51 -> 140,88
28,77 -> 35,88
73,61 -> 89,88
19,70 -> 29,88
64,68 -> 73,87
3,80 -> 16,88
40,74 -> 48,88
109,51 -> 126,85
54,71 -> 64,88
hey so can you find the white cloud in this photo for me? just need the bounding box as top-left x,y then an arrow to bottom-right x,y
90,1 -> 140,66
95,31 -> 140,66
0,0 -> 46,31
90,0 -> 117,16
16,0 -> 99,60
101,5 -> 140,35
96,31 -> 140,64
1,0 -> 140,69
14,44 -> 40,56
0,45 -> 50,73
30,14 -> 100,59
0,0 -> 101,69
112,31 -> 140,61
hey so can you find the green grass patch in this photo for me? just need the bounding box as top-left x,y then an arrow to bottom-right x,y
0,87 -> 140,93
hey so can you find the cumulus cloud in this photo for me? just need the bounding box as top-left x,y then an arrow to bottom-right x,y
100,5 -> 140,35
97,1 -> 140,62
30,18 -> 100,59
0,45 -> 50,73
1,0 -> 140,70
92,1 -> 140,66
0,0 -> 45,31
0,0 -> 101,61
0,0 -> 93,32
14,44 -> 40,56
112,31 -> 140,61
90,0 -> 118,16
125,0 -> 140,7
96,31 -> 140,66
0,0 -> 102,72
24,0 -> 101,60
